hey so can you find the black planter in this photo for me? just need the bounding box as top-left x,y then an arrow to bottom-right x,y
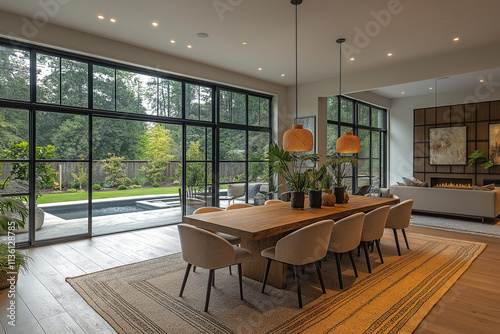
334,186 -> 345,204
308,189 -> 322,208
290,191 -> 305,209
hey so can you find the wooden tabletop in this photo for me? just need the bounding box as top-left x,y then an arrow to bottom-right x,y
183,195 -> 399,241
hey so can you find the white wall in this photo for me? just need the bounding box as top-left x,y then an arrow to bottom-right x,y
389,88 -> 500,185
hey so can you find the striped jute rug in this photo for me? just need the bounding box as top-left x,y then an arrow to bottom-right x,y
67,232 -> 485,334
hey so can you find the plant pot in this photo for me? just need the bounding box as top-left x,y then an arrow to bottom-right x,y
0,270 -> 18,290
334,186 -> 345,204
290,191 -> 305,209
322,189 -> 336,206
343,189 -> 350,203
308,189 -> 322,208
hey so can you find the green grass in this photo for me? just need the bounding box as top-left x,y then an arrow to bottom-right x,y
37,186 -> 181,204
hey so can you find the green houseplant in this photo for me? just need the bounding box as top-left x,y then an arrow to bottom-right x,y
307,164 -> 326,208
267,143 -> 317,208
467,150 -> 493,169
327,154 -> 358,203
0,197 -> 30,289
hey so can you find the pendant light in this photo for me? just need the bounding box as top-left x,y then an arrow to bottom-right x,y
283,0 -> 313,152
335,38 -> 361,154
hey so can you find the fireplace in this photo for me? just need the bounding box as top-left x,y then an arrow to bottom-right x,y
430,177 -> 473,189
483,179 -> 500,187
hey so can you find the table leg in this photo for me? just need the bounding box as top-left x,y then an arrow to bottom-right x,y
240,235 -> 287,289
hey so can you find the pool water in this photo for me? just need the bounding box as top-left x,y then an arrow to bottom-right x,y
48,205 -> 148,220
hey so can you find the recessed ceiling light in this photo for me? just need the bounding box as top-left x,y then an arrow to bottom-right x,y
187,45 -> 192,48
97,15 -> 104,20
429,87 -> 433,90
281,74 -> 285,77
453,37 -> 460,42
152,22 -> 158,27
110,18 -> 116,23
480,79 -> 484,83
401,92 -> 405,94
387,53 -> 392,56
197,32 -> 209,38
242,41 -> 248,45
350,57 -> 355,61
170,40 -> 175,44
258,67 -> 262,71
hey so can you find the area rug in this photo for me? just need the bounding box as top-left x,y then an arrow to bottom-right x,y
66,233 -> 485,334
410,213 -> 500,238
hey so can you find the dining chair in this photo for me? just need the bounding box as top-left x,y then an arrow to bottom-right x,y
264,200 -> 285,205
385,199 -> 414,256
226,203 -> 254,210
359,206 -> 390,273
261,219 -> 335,308
193,206 -> 241,275
354,185 -> 371,196
178,224 -> 252,312
328,212 -> 365,289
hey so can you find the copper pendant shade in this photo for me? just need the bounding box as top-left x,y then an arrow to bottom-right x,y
336,131 -> 361,153
283,0 -> 313,152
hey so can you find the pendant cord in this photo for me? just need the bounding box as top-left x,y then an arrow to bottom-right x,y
339,40 -> 342,97
435,78 -> 438,108
295,3 -> 298,121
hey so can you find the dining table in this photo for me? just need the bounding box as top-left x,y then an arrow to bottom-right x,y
182,195 -> 399,288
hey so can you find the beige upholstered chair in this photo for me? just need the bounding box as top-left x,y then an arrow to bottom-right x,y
178,224 -> 252,312
264,200 -> 285,205
359,206 -> 390,273
386,199 -> 414,256
261,219 -> 334,308
226,203 -> 254,210
328,213 -> 365,289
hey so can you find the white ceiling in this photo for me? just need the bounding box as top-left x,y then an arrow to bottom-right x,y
1,0 -> 500,88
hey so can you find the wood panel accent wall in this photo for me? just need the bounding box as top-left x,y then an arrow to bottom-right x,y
413,100 -> 500,186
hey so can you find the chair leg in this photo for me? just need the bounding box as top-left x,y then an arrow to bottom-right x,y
371,240 -> 374,252
315,260 -> 326,294
179,263 -> 192,297
229,265 -> 232,275
293,265 -> 303,308
393,228 -> 401,256
204,269 -> 214,312
348,250 -> 358,277
302,265 -> 305,275
363,241 -> 372,274
238,263 -> 243,300
261,258 -> 272,293
402,229 -> 410,250
193,265 -> 196,272
375,239 -> 384,264
357,244 -> 361,257
212,271 -> 215,287
334,252 -> 343,289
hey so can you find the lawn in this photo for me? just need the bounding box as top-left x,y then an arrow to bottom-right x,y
37,186 -> 180,204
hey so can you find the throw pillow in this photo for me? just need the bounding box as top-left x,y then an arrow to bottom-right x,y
397,182 -> 405,186
475,183 -> 495,191
402,177 -> 415,186
417,181 -> 429,187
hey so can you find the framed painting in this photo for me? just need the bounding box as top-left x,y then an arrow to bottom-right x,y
429,126 -> 467,165
489,124 -> 500,165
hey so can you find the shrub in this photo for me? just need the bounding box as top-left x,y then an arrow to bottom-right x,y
52,190 -> 63,194
124,177 -> 132,186
92,184 -> 101,191
130,184 -> 142,189
71,182 -> 80,189
152,182 -> 160,188
173,180 -> 180,185
76,189 -> 86,193
168,177 -> 174,182
118,185 -> 127,190
133,171 -> 148,186
67,188 -> 77,193
102,183 -> 113,188
102,153 -> 128,187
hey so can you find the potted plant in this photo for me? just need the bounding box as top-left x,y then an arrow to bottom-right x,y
267,144 -> 315,209
320,171 -> 336,206
467,150 -> 493,169
327,154 -> 358,204
0,197 -> 30,289
307,164 -> 326,208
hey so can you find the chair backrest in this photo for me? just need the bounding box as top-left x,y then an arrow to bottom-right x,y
177,224 -> 235,269
329,212 -> 365,253
275,219 -> 335,266
361,206 -> 390,241
265,200 -> 284,205
226,203 -> 254,210
227,184 -> 245,198
193,206 -> 224,214
355,185 -> 371,196
386,199 -> 413,229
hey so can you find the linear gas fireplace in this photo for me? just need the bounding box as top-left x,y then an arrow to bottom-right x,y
430,177 -> 473,189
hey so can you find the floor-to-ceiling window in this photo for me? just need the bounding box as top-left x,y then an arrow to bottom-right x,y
0,39 -> 272,246
327,96 -> 387,192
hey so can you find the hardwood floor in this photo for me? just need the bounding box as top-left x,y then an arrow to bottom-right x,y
0,224 -> 498,333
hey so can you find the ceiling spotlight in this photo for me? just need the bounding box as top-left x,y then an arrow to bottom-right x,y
401,92 -> 405,94
242,41 -> 248,45
152,22 -> 158,27
110,18 -> 116,23
187,45 -> 192,48
387,53 -> 392,56
281,74 -> 285,77
480,79 -> 484,83
97,15 -> 104,20
258,67 -> 262,71
453,37 -> 460,42
197,32 -> 209,38
170,40 -> 175,44
350,57 -> 355,61
429,87 -> 433,90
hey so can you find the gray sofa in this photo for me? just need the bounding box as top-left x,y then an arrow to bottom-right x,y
389,185 -> 500,222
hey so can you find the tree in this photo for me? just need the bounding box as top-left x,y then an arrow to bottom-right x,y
176,141 -> 207,197
101,153 -> 129,187
139,124 -> 174,183
70,155 -> 88,189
